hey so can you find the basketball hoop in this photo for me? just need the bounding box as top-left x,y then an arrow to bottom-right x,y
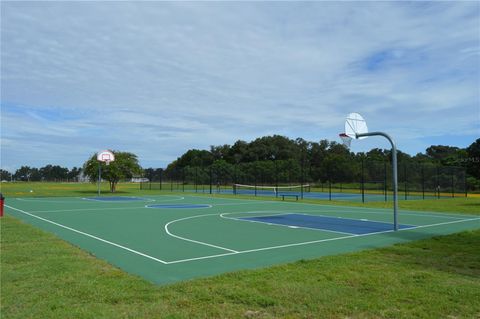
341,112 -> 399,231
339,133 -> 352,148
96,150 -> 115,196
97,150 -> 115,165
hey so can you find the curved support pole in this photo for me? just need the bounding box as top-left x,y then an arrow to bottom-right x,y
356,131 -> 398,231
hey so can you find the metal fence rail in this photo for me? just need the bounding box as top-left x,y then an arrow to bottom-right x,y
141,159 -> 469,202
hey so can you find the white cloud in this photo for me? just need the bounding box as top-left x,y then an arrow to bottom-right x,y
1,1 -> 479,170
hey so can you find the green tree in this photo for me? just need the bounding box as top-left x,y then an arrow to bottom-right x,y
14,166 -> 33,181
465,139 -> 480,179
0,169 -> 12,181
83,151 -> 142,192
67,167 -> 82,181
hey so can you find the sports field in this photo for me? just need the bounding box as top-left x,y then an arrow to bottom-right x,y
5,194 -> 479,284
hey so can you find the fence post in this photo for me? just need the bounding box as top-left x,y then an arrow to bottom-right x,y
300,155 -> 304,200
436,166 -> 440,199
275,159 -> 278,198
195,167 -> 198,193
451,168 -> 455,198
361,158 -> 365,203
422,165 -> 425,200
329,180 -> 332,201
254,166 -> 257,197
160,169 -> 163,191
209,167 -> 212,195
384,160 -> 387,202
404,164 -> 407,200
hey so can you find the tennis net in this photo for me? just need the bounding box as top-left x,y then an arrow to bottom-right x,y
233,184 -> 310,197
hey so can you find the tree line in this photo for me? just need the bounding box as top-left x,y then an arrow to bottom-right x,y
0,165 -> 82,182
2,136 -> 478,191
152,136 -> 479,190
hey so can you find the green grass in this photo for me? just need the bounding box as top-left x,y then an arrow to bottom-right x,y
1,182 -> 480,318
0,181 -> 141,197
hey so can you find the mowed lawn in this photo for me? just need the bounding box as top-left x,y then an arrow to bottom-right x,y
1,182 -> 479,318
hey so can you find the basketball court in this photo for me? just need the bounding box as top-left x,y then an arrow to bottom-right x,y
5,194 -> 479,285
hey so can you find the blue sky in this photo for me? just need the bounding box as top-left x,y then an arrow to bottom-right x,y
1,2 -> 479,172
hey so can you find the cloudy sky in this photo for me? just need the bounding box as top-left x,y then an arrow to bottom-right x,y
1,2 -> 479,171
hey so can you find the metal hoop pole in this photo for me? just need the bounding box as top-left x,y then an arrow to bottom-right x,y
98,162 -> 101,196
357,131 -> 398,231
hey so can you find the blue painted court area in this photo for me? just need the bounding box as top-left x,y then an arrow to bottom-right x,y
147,204 -> 211,209
85,196 -> 145,201
239,213 -> 415,235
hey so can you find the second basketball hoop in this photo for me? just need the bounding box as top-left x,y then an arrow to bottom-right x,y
97,150 -> 115,165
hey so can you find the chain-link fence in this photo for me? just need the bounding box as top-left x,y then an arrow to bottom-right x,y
140,159 -> 468,202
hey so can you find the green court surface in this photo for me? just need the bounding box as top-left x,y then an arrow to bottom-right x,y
5,195 -> 480,285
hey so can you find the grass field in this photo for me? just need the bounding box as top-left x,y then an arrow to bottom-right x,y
1,182 -> 479,318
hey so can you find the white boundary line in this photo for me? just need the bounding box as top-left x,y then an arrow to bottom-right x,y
5,202 -> 479,266
145,204 -> 212,209
166,216 -> 480,264
182,194 -> 477,219
31,206 -> 148,213
220,211 -> 356,236
16,197 -> 85,203
82,196 -> 156,203
164,214 -> 239,253
5,205 -> 169,265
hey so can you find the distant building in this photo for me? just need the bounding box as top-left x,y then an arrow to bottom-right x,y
77,171 -> 89,182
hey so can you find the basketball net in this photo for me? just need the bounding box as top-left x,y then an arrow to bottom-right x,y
339,133 -> 352,149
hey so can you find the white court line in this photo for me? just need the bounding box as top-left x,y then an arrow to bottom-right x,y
219,211 -> 356,236
5,203 -> 479,266
5,205 -> 169,265
145,204 -> 212,209
212,200 -> 274,206
166,216 -> 480,264
182,194 -> 477,219
31,206 -> 148,213
16,197 -> 85,203
82,197 -> 156,203
164,214 -> 239,253
281,201 -> 477,219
